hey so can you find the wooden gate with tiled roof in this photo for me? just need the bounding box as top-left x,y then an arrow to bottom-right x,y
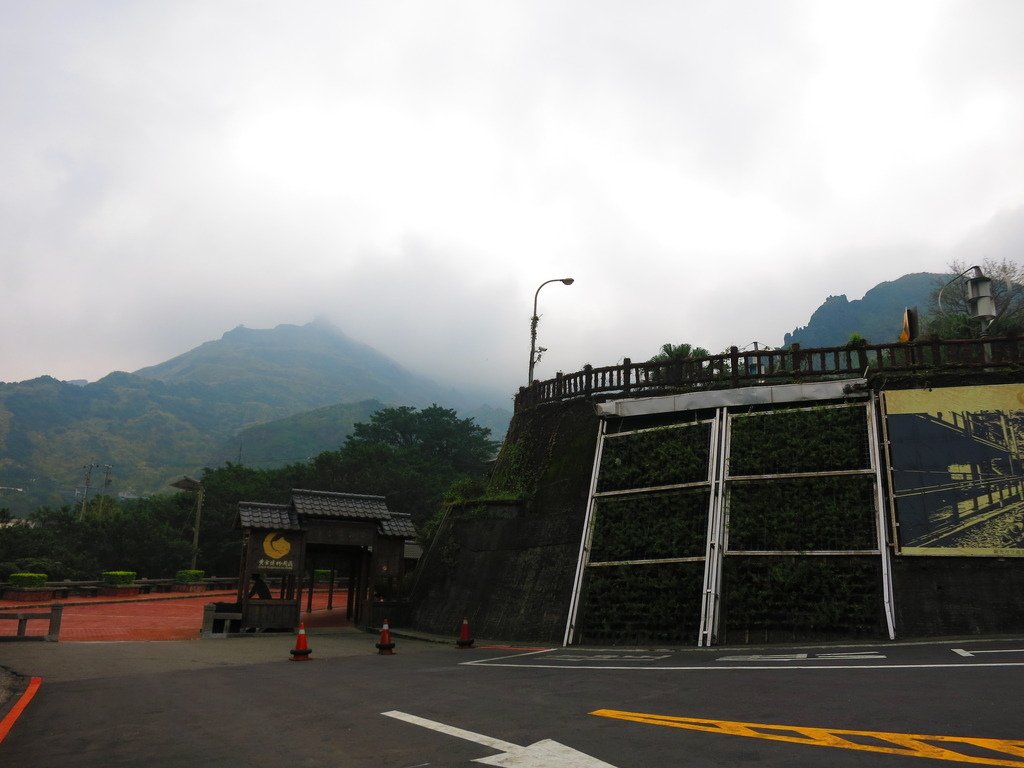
233,489 -> 416,631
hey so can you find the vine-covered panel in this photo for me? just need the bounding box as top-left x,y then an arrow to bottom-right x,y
727,475 -> 877,551
590,488 -> 710,561
575,562 -> 704,644
597,422 -> 712,492
720,555 -> 885,642
729,406 -> 870,476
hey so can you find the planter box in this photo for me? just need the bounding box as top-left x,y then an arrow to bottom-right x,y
99,585 -> 142,597
2,588 -> 54,602
173,583 -> 205,593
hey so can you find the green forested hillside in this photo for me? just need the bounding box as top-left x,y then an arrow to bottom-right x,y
207,399 -> 511,471
0,276 -> 953,519
783,273 -> 941,347
0,321 -> 510,516
0,372 -> 266,514
208,399 -> 387,468
135,320 -> 469,409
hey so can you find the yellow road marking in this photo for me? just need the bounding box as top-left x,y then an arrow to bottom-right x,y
591,709 -> 1024,766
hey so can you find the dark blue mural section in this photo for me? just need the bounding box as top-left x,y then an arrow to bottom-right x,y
886,385 -> 1024,555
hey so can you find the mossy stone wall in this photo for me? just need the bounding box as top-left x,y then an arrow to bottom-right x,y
410,369 -> 1024,644
406,400 -> 599,642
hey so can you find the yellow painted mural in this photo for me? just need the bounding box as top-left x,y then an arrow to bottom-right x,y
884,384 -> 1024,557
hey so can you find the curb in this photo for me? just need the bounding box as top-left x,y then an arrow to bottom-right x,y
0,676 -> 41,744
0,591 -> 238,611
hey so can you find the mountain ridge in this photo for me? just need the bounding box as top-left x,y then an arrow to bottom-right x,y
0,274 -> 951,517
783,272 -> 941,348
0,321 -> 511,515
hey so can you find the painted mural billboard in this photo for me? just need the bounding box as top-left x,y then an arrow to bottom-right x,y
885,384 -> 1024,556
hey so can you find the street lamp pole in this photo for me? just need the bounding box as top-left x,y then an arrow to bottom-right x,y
170,476 -> 205,570
529,277 -> 574,385
937,265 -> 996,332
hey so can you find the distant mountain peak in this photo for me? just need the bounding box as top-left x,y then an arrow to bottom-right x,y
0,320 -> 511,516
783,272 -> 942,348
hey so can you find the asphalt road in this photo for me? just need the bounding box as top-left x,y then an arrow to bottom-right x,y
2,632 -> 1023,767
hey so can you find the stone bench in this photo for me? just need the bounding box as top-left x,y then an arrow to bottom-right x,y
200,603 -> 243,638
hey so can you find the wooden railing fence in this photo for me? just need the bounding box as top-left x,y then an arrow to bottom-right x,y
514,337 -> 1023,411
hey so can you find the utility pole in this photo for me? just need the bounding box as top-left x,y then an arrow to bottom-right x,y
80,463 -> 98,518
170,476 -> 205,570
96,464 -> 113,515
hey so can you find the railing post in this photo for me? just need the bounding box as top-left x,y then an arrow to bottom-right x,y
622,357 -> 632,394
201,603 -> 217,636
583,364 -> 593,397
856,340 -> 868,374
730,346 -> 739,387
931,338 -> 942,368
555,371 -> 564,400
790,343 -> 801,375
46,604 -> 63,641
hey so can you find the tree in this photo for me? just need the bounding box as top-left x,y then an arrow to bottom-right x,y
646,342 -> 716,383
0,498 -> 197,580
303,405 -> 498,530
648,343 -> 710,363
927,258 -> 1024,338
193,462 -> 303,576
0,406 -> 497,575
344,405 -> 496,471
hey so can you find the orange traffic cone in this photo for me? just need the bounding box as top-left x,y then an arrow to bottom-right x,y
376,618 -> 396,655
290,622 -> 312,661
456,616 -> 474,648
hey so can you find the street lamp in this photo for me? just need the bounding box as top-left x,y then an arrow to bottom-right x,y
528,277 -> 574,385
938,265 -> 997,331
170,476 -> 205,570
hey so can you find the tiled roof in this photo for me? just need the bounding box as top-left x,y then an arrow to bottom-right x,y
378,512 -> 417,539
237,502 -> 300,531
291,489 -> 391,521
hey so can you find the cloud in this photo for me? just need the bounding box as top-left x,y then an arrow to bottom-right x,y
2,1 -> 1023,395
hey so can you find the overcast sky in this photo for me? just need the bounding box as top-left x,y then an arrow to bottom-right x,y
3,1 -> 1023,395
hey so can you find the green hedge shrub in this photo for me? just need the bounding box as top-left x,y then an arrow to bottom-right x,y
9,572 -> 47,588
598,423 -> 711,492
591,489 -> 710,562
728,475 -> 877,551
175,569 -> 204,583
101,570 -> 137,585
576,562 -> 705,644
721,555 -> 883,642
729,406 -> 869,475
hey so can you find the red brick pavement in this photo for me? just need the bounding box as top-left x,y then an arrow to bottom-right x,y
0,589 -> 350,641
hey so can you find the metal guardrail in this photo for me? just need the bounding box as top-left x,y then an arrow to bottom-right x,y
514,337 -> 1024,411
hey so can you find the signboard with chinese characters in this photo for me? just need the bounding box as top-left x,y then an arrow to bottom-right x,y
248,531 -> 302,573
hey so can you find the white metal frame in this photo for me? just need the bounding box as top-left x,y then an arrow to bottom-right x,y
697,411 -> 727,645
563,418 -> 716,646
566,387 -> 896,646
563,419 -> 607,646
870,393 -> 897,638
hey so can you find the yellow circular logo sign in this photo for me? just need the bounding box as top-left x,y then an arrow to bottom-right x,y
262,533 -> 291,560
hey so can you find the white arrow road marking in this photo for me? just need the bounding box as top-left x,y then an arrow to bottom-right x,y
382,710 -> 618,767
547,654 -> 671,661
716,652 -> 886,662
716,653 -> 809,661
815,652 -> 886,660
952,647 -> 1024,657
